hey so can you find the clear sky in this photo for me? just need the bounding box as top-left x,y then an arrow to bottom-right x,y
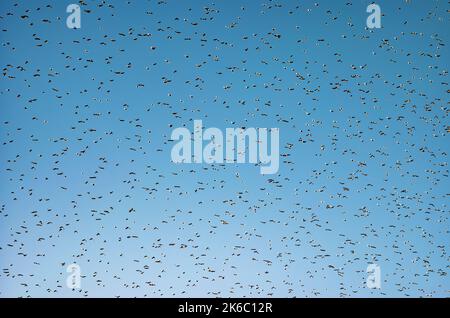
0,0 -> 448,297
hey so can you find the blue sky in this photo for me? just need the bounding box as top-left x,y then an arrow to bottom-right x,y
0,0 -> 448,297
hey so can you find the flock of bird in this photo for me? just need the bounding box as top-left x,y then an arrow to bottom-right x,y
0,1 -> 448,297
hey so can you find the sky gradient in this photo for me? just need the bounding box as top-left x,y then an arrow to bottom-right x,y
0,0 -> 449,297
